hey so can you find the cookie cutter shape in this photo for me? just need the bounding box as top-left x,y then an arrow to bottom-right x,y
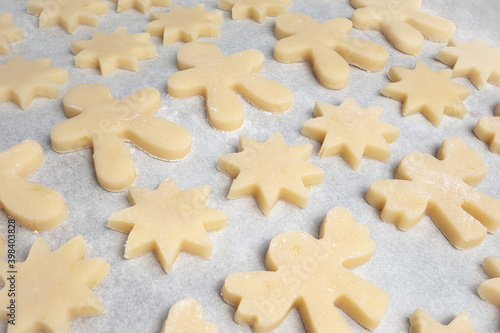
0,13 -> 23,55
0,141 -> 67,232
0,55 -> 68,109
478,256 -> 500,308
218,0 -> 290,23
0,236 -> 110,332
409,309 -> 475,333
107,179 -> 227,273
437,38 -> 500,90
27,0 -> 109,33
162,299 -> 218,333
350,0 -> 456,55
218,133 -> 324,215
475,104 -> 500,154
168,42 -> 293,131
146,4 -> 223,45
222,207 -> 389,332
274,13 -> 389,89
302,96 -> 400,170
71,27 -> 157,76
109,0 -> 169,13
50,84 -> 192,191
366,136 -> 500,249
382,61 -> 470,126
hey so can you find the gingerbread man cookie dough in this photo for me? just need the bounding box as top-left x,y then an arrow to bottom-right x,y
478,256 -> 500,308
161,299 -> 217,333
475,104 -> 500,154
410,309 -> 475,333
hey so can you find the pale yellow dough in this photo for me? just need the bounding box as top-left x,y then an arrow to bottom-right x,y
274,13 -> 388,89
409,309 -> 475,333
218,133 -> 324,215
161,299 -> 217,333
474,104 -> 500,154
109,0 -> 170,13
218,0 -> 290,23
302,96 -> 400,169
50,84 -> 192,191
478,256 -> 500,308
71,27 -> 157,76
366,136 -> 500,249
107,178 -> 227,273
0,236 -> 110,332
221,207 -> 389,332
0,13 -> 23,55
0,141 -> 67,232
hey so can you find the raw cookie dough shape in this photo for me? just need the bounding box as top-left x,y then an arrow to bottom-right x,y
0,13 -> 23,55
409,309 -> 474,333
168,42 -> 293,131
109,0 -> 170,14
0,55 -> 68,109
301,96 -> 400,170
146,4 -> 223,45
0,141 -> 67,232
475,104 -> 500,154
382,61 -> 470,126
274,13 -> 389,89
107,178 -> 227,273
218,133 -> 324,215
478,256 -> 500,308
366,136 -> 500,249
437,38 -> 500,90
27,0 -> 109,33
350,0 -> 456,55
50,84 -> 192,191
71,27 -> 157,76
0,236 -> 110,332
161,299 -> 218,333
221,207 -> 389,332
218,0 -> 290,23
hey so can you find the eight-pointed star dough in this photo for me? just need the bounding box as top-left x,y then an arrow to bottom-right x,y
107,178 -> 227,273
109,0 -> 170,13
0,13 -> 23,55
71,27 -> 157,76
27,0 -> 109,33
218,0 -> 290,23
0,55 -> 68,109
0,236 -> 110,332
409,309 -> 475,333
146,4 -> 223,45
302,96 -> 400,170
382,61 -> 470,126
218,133 -> 324,215
437,38 -> 500,90
475,104 -> 500,154
478,256 -> 500,308
161,299 -> 218,333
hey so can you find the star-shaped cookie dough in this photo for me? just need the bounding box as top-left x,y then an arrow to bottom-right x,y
0,13 -> 23,55
219,0 -> 290,23
27,0 -> 109,33
0,55 -> 68,109
108,179 -> 227,273
409,309 -> 474,333
146,4 -> 223,45
478,256 -> 500,308
382,61 -> 470,126
302,97 -> 400,170
475,104 -> 500,154
109,0 -> 170,13
162,299 -> 217,333
218,133 -> 324,215
437,38 -> 500,90
71,27 -> 157,76
0,236 -> 110,332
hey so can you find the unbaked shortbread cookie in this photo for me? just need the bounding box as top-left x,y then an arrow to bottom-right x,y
350,0 -> 456,55
0,13 -> 23,55
161,299 -> 218,333
50,84 -> 192,191
274,13 -> 388,89
366,136 -> 500,249
108,179 -> 227,273
478,256 -> 500,308
475,104 -> 500,154
437,38 -> 500,90
0,236 -> 110,332
409,309 -> 475,333
218,133 -> 324,215
301,96 -> 400,169
71,27 -> 157,76
168,42 -> 293,131
0,55 -> 68,109
222,207 -> 389,332
146,4 -> 223,45
109,0 -> 170,13
218,0 -> 290,23
382,61 -> 470,126
0,141 -> 67,232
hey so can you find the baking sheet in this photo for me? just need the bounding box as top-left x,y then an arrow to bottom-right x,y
1,0 -> 500,332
